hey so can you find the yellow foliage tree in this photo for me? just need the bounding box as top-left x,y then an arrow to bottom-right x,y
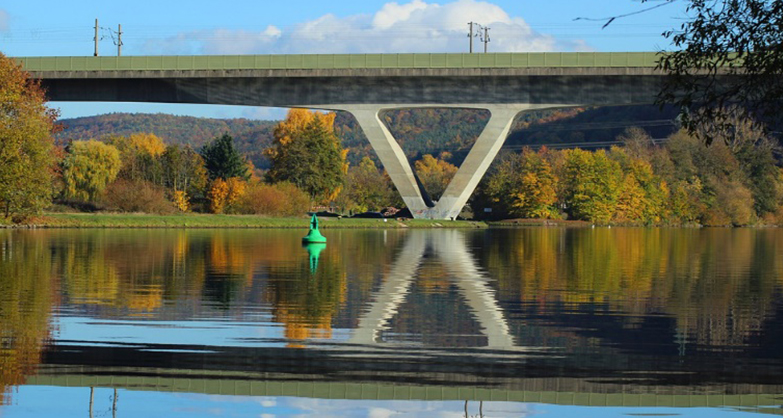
172,190 -> 189,212
511,149 -> 559,219
224,177 -> 247,207
107,133 -> 166,183
207,178 -> 230,214
414,154 -> 458,201
271,108 -> 336,148
562,149 -> 623,223
62,140 -> 122,202
129,133 -> 166,156
615,174 -> 648,223
207,177 -> 247,214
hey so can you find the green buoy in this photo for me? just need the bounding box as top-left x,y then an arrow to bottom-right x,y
302,214 -> 327,244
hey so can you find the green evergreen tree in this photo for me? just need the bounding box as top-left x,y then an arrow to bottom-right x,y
200,134 -> 249,181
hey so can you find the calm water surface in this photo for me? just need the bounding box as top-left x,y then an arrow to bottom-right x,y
1,227 -> 782,417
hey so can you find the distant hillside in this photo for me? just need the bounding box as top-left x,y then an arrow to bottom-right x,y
56,106 -> 683,170
56,113 -> 278,169
505,105 -> 681,148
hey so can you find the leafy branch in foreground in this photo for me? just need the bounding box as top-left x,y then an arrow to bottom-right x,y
656,0 -> 783,145
577,0 -> 783,145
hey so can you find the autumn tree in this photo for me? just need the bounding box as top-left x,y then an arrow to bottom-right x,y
511,149 -> 559,219
62,140 -> 122,202
107,133 -> 167,184
414,153 -> 458,202
661,129 -> 758,225
0,53 -> 59,220
161,144 -> 208,202
561,149 -> 623,223
722,117 -> 783,216
610,147 -> 669,224
200,133 -> 250,181
338,157 -> 395,213
265,109 -> 347,203
480,149 -> 559,219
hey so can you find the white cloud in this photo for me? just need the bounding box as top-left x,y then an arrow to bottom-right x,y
372,0 -> 429,29
143,0 -> 586,55
258,397 -> 278,407
368,407 -> 397,418
264,25 -> 282,38
0,9 -> 9,32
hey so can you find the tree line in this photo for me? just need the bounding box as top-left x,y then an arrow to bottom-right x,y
48,106 -> 466,218
54,111 -> 342,217
473,123 -> 783,226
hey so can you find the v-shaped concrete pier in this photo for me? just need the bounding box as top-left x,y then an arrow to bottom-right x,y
343,104 -> 567,219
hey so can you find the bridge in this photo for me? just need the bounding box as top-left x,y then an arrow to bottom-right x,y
17,52 -> 666,219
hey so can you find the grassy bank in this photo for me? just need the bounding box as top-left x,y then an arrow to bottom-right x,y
487,218 -> 591,227
5,213 -> 488,229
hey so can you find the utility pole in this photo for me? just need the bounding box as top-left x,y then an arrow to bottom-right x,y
117,24 -> 122,56
467,22 -> 478,53
481,25 -> 490,53
94,19 -> 99,56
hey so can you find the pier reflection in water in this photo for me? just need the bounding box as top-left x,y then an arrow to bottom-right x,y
1,228 -> 782,417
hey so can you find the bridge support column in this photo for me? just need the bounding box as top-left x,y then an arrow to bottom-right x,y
342,104 -> 566,219
348,108 -> 431,216
433,106 -> 522,220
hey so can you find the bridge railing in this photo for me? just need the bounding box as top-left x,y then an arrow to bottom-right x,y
15,52 -> 660,72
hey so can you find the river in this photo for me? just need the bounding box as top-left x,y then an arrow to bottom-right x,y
1,227 -> 781,417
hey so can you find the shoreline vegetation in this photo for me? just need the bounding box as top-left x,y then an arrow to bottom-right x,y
0,213 -> 488,229
2,212 -> 777,229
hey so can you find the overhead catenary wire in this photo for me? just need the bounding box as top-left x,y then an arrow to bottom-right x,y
0,20 -> 672,46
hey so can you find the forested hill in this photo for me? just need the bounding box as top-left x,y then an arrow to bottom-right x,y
56,106 -> 682,169
56,113 -> 278,169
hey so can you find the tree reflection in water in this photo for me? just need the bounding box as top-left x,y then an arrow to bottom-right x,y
1,227 -> 782,408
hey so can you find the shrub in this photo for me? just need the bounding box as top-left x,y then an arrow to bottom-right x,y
225,177 -> 247,207
207,177 -> 247,214
102,179 -> 176,214
171,190 -> 189,212
207,179 -> 229,214
234,182 -> 311,216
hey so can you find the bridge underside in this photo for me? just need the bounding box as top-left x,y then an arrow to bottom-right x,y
38,69 -> 662,218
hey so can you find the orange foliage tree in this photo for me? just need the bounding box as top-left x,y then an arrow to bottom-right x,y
0,53 -> 59,220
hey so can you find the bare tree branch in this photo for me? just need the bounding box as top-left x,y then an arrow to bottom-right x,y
573,0 -> 680,29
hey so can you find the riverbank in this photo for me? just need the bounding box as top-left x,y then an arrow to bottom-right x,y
488,218 -> 592,227
2,213 -> 488,229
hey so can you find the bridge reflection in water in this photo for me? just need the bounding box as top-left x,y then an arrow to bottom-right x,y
17,229 -> 783,415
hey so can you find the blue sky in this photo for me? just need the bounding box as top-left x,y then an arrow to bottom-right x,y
1,0 -> 687,120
